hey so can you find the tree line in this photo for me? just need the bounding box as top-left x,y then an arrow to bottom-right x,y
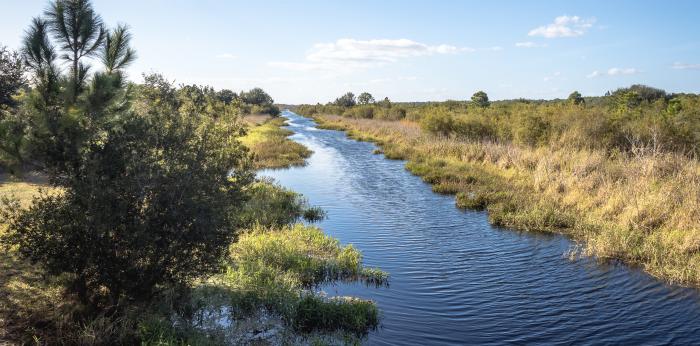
298,86 -> 700,157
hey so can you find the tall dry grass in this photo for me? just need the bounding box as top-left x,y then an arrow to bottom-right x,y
314,114 -> 700,286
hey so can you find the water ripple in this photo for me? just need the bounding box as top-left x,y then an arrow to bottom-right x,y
260,111 -> 700,345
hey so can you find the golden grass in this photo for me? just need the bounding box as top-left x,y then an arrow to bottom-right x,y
0,174 -> 68,343
241,117 -> 312,169
312,114 -> 700,287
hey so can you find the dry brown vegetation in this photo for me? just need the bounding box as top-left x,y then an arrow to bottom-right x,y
312,114 -> 700,286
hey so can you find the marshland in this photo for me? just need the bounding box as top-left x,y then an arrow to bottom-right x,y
2,0 -> 700,345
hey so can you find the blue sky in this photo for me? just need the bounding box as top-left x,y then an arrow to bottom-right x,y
2,0 -> 699,103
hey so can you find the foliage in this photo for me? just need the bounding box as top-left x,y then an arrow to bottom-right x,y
471,90 -> 490,108
240,87 -> 273,105
567,90 -> 584,106
239,178 -> 326,228
357,92 -> 375,105
420,109 -> 453,137
191,224 -> 386,335
334,92 -> 356,107
216,88 -> 237,105
45,0 -> 106,101
2,78 -> 255,307
0,1 -> 257,309
300,85 -> 700,157
0,45 -> 26,108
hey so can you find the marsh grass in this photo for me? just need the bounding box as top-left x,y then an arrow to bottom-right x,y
192,224 -> 387,340
312,114 -> 700,287
241,117 -> 312,169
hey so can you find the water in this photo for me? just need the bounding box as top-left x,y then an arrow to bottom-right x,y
261,111 -> 700,345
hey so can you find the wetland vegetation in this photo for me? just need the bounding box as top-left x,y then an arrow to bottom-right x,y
297,88 -> 700,286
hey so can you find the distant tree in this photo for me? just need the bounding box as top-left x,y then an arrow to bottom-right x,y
471,90 -> 490,108
0,45 -> 26,107
379,96 -> 391,108
357,92 -> 375,105
567,91 -> 585,106
240,87 -> 273,105
217,89 -> 237,105
613,91 -> 642,113
666,97 -> 682,116
334,92 -> 356,107
614,84 -> 666,103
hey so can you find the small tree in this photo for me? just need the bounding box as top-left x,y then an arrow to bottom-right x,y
217,89 -> 237,105
334,92 -> 356,107
379,96 -> 391,108
240,87 -> 274,106
568,91 -> 585,106
357,92 -> 375,105
471,90 -> 490,108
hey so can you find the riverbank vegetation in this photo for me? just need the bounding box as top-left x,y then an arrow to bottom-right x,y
0,1 -> 384,344
241,117 -> 312,169
297,87 -> 700,287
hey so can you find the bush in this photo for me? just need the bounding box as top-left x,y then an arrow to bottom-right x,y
420,109 -> 453,137
386,107 -> 406,120
2,75 -> 255,307
343,105 -> 374,119
452,116 -> 495,141
514,114 -> 550,146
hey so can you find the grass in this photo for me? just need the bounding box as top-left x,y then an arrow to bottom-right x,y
241,117 -> 312,169
0,174 -> 67,343
191,224 -> 387,343
310,113 -> 700,288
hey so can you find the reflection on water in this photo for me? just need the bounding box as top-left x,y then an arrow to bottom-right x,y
261,111 -> 700,345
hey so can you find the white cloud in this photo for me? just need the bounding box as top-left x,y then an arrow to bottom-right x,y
269,38 -> 473,72
587,67 -> 639,78
529,15 -> 596,38
586,70 -> 602,79
215,53 -> 237,59
672,62 -> 700,70
515,41 -> 548,48
607,67 -> 639,75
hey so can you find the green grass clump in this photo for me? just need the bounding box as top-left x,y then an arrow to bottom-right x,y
241,117 -> 312,169
295,295 -> 379,334
193,224 -> 387,338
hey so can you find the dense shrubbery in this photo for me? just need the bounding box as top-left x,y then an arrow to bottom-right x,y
299,87 -> 700,157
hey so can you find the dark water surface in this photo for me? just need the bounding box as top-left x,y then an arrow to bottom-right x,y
261,111 -> 700,345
